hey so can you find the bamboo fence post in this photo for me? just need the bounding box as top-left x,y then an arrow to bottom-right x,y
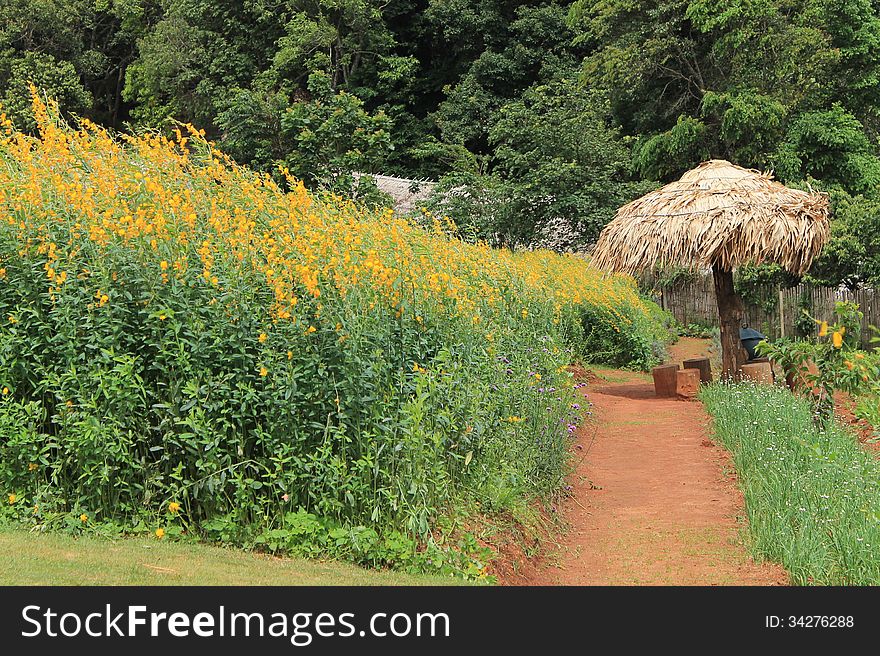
778,286 -> 785,338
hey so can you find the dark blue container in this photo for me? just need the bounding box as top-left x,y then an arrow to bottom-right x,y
739,327 -> 766,361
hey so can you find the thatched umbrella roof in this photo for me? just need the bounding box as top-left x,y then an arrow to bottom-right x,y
592,159 -> 830,276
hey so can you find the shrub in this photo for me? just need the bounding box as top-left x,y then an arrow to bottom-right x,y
757,301 -> 872,425
0,91 -> 669,572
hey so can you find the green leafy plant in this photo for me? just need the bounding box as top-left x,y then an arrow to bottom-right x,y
678,322 -> 716,339
757,301 -> 867,425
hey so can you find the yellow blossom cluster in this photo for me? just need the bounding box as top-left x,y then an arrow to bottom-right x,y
0,90 -> 649,351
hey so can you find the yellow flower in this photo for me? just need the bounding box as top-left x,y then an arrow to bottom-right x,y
521,309 -> 528,318
158,313 -> 167,321
160,260 -> 169,271
168,501 -> 181,514
7,314 -> 16,324
845,360 -> 854,370
818,321 -> 828,337
155,527 -> 165,539
287,350 -> 293,360
534,373 -> 541,381
855,353 -> 865,360
306,325 -> 317,334
8,494 -> 15,504
258,332 -> 268,343
832,331 -> 843,348
28,463 -> 37,471
80,513 -> 88,523
259,366 -> 268,377
1,387 -> 8,395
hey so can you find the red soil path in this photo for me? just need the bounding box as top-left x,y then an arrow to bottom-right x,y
507,338 -> 787,585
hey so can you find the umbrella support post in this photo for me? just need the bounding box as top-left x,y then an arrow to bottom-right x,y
712,266 -> 748,380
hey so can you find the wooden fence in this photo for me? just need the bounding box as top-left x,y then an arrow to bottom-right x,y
653,276 -> 880,348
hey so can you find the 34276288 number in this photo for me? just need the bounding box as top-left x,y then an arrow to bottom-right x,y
765,616 -> 854,628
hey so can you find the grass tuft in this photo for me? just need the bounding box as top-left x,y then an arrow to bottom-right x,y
702,381 -> 880,585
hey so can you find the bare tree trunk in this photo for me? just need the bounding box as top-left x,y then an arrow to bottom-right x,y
113,65 -> 125,128
712,266 -> 747,380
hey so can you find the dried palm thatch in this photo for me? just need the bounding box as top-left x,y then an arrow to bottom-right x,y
592,160 -> 830,276
593,159 -> 830,380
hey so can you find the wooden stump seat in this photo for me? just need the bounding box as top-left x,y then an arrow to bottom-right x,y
739,361 -> 773,384
652,364 -> 679,397
676,369 -> 701,399
682,357 -> 712,384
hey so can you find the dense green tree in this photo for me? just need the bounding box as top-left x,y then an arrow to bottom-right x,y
571,0 -> 880,188
431,2 -> 584,152
774,106 -> 880,195
1,52 -> 91,130
807,192 -> 880,289
270,0 -> 416,95
0,0 -> 157,127
487,79 -> 652,246
428,77 -> 650,249
123,0 -> 415,124
216,71 -> 393,201
123,0 -> 288,129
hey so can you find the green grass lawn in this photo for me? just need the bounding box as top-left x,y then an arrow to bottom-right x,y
702,381 -> 880,585
0,527 -> 463,586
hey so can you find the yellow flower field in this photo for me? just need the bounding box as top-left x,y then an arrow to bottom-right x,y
0,91 -> 669,575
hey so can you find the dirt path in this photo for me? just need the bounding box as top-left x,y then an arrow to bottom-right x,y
509,338 -> 787,585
